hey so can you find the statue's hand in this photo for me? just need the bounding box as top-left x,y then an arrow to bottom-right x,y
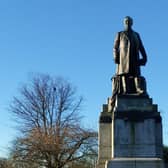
138,59 -> 147,66
114,57 -> 119,64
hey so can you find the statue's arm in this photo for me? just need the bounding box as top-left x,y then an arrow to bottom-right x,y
138,34 -> 147,66
113,32 -> 120,64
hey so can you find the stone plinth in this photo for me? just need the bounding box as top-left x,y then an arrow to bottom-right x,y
113,95 -> 163,158
113,118 -> 162,158
113,95 -> 157,112
97,95 -> 164,168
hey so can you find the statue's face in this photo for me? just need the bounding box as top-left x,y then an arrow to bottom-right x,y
124,17 -> 133,30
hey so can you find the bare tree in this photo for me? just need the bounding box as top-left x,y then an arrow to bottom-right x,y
0,158 -> 13,168
10,74 -> 97,168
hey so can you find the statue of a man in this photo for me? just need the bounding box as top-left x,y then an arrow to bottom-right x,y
112,16 -> 147,94
113,16 -> 147,76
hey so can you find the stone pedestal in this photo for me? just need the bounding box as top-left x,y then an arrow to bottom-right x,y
97,95 -> 164,168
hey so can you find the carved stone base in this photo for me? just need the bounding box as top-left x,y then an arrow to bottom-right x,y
113,117 -> 162,158
97,95 -> 163,168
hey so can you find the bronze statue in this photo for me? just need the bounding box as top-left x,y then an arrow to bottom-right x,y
112,16 -> 148,95
113,16 -> 147,76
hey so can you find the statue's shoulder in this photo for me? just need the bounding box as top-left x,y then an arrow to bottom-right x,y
115,31 -> 122,36
133,31 -> 140,37
118,31 -> 124,36
115,31 -> 125,39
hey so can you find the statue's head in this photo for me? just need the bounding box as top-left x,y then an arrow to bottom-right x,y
124,16 -> 133,31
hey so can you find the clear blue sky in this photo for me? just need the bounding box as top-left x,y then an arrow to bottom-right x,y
0,0 -> 168,157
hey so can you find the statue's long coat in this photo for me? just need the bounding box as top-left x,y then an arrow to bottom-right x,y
113,30 -> 147,76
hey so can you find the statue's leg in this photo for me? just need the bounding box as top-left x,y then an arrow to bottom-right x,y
134,77 -> 146,94
122,76 -> 127,94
